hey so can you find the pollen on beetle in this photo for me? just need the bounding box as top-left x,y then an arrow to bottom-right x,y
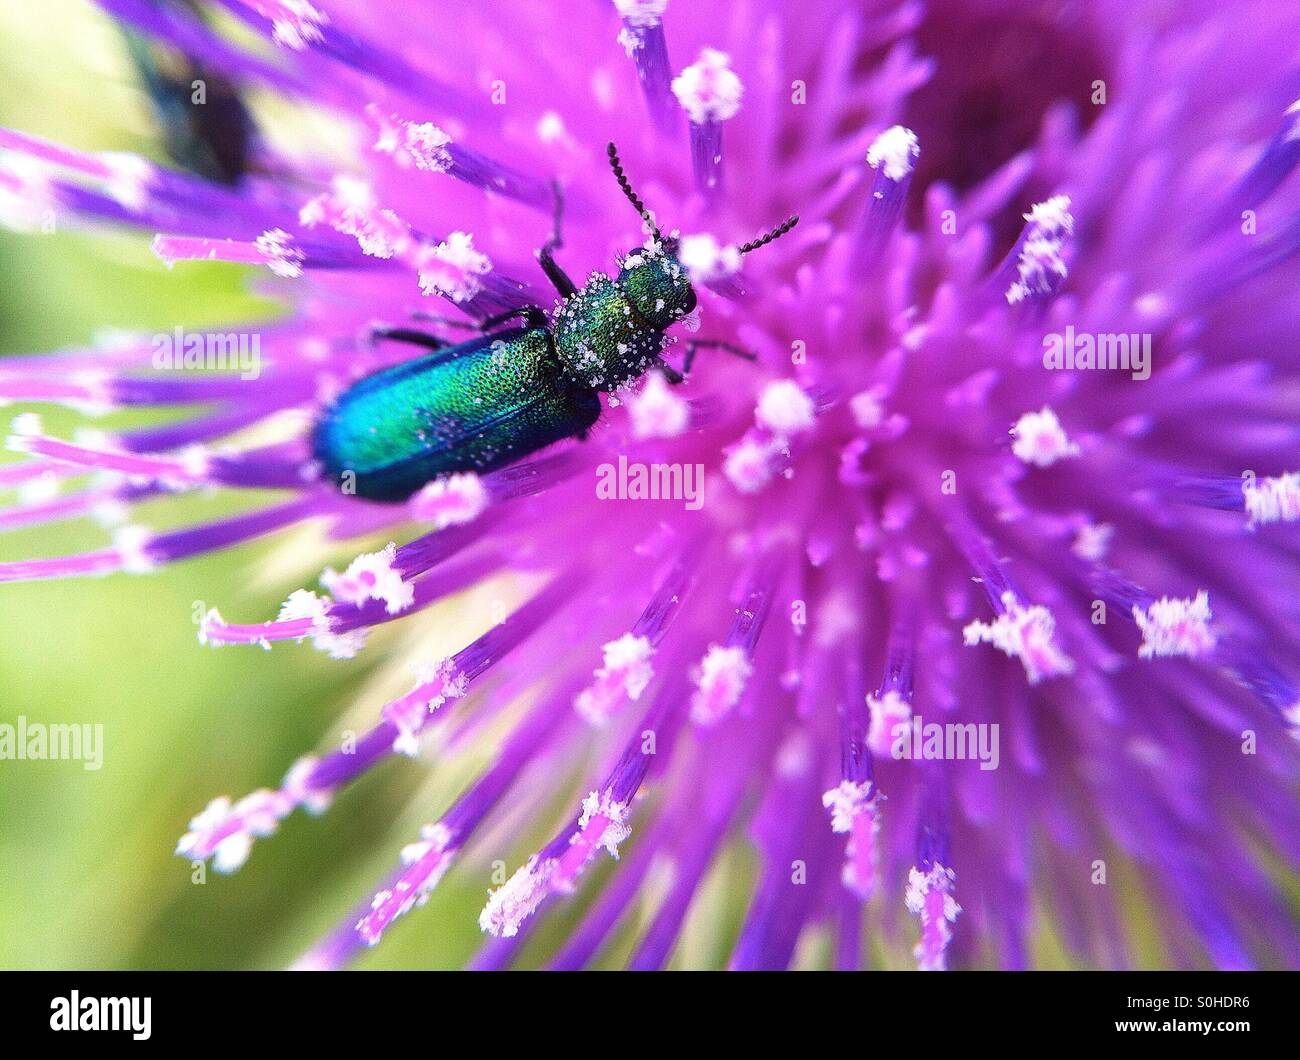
1132,590 -> 1216,659
671,48 -> 743,124
866,125 -> 920,181
408,472 -> 489,528
963,591 -> 1075,684
416,231 -> 492,302
690,643 -> 752,725
755,379 -> 816,437
1010,406 -> 1080,467
320,543 -> 414,615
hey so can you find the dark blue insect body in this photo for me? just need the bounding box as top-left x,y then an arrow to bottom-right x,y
119,2 -> 254,185
313,145 -> 798,502
314,326 -> 602,502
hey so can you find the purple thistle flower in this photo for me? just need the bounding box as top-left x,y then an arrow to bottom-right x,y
2,0 -> 1300,970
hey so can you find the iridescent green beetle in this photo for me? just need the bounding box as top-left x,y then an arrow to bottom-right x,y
313,143 -> 798,502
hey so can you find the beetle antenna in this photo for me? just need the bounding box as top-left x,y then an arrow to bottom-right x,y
738,215 -> 800,254
607,142 -> 662,241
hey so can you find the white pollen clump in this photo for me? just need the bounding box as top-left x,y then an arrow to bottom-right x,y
963,591 -> 1075,684
370,105 -> 453,172
6,412 -> 42,449
574,633 -> 656,725
905,864 -> 961,971
1281,701 -> 1300,741
536,111 -> 567,145
408,472 -> 489,528
627,373 -> 690,439
866,125 -> 920,181
384,658 -> 467,757
112,524 -> 157,574
300,177 -> 410,260
1244,471 -> 1300,529
1133,590 -> 1216,659
19,472 -> 62,507
617,27 -> 643,55
821,780 -> 874,834
480,856 -> 558,937
676,232 -> 741,284
1010,407 -> 1080,467
1006,195 -> 1073,305
723,432 -> 779,494
1024,194 -> 1074,236
277,589 -> 367,659
577,790 -> 633,858
0,153 -> 56,231
254,228 -> 305,278
671,48 -> 743,124
755,379 -> 816,437
613,0 -> 668,27
399,822 -> 453,868
849,390 -> 884,429
690,643 -> 752,725
417,231 -> 492,303
320,543 -> 414,615
175,773 -> 315,874
1072,522 -> 1114,562
866,690 -> 912,755
267,0 -> 329,50
101,152 -> 154,213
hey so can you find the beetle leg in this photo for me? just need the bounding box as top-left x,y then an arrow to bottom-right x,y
655,357 -> 685,385
369,326 -> 453,351
413,306 -> 550,334
410,312 -> 480,331
685,338 -> 758,362
670,338 -> 758,379
538,180 -> 578,298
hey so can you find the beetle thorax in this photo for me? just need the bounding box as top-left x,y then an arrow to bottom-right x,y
552,272 -> 665,391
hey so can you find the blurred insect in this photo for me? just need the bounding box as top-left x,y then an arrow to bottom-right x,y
313,142 -> 799,502
118,0 -> 254,185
